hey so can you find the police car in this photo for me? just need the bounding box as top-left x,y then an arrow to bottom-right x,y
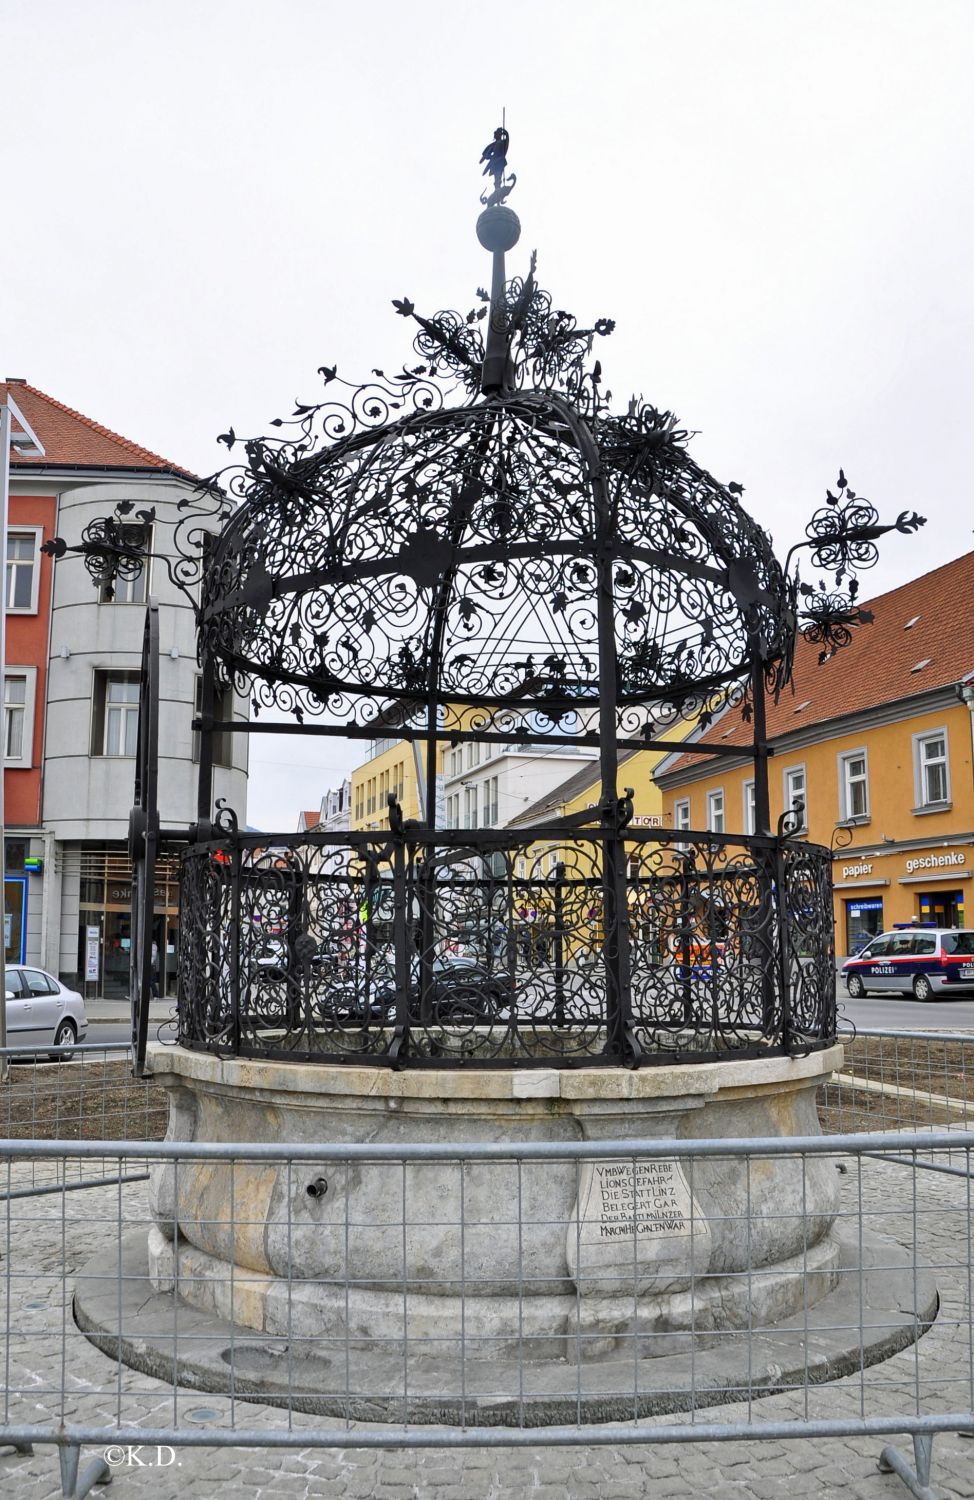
842,927 -> 974,1000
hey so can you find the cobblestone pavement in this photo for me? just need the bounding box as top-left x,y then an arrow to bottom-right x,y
1,1154 -> 972,1499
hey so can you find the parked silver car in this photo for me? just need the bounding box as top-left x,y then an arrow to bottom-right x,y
3,966 -> 88,1056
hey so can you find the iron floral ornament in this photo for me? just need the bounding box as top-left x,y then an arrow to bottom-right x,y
38,124 -> 927,1075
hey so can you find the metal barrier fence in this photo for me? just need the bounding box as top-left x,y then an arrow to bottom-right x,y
820,1029 -> 974,1137
0,1041 -> 167,1200
1,1030 -> 973,1497
0,1127 -> 971,1498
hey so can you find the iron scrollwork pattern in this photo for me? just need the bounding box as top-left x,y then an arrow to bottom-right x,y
41,125 -> 924,1072
176,826 -> 835,1069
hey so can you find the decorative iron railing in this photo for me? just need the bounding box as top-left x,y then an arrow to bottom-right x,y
176,826 -> 835,1069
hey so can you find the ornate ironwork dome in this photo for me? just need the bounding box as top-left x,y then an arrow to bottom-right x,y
44,125 -> 924,1073
201,383 -> 793,740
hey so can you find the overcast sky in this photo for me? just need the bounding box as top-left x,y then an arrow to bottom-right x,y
4,0 -> 972,829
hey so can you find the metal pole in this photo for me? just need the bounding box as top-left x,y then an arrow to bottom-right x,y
750,656 -> 777,1037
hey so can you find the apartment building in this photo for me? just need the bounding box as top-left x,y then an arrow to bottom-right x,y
3,379 -> 249,992
654,551 -> 974,955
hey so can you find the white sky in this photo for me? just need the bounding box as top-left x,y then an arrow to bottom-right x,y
4,0 -> 972,829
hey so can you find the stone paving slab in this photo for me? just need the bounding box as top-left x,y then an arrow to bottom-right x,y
0,1155 -> 972,1498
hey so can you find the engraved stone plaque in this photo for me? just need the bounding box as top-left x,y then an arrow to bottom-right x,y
567,1158 -> 712,1297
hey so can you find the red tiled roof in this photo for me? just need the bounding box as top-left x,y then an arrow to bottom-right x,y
2,379 -> 195,478
297,810 -> 320,831
661,549 -> 974,778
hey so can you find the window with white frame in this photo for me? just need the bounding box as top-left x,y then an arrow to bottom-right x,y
465,741 -> 481,770
674,799 -> 691,831
92,672 -> 140,756
100,523 -> 151,604
446,746 -> 463,778
783,765 -> 807,830
446,793 -> 460,828
743,780 -> 756,835
483,776 -> 499,825
838,750 -> 869,821
3,669 -> 35,766
463,784 -> 478,828
706,788 -> 725,834
5,530 -> 41,614
913,729 -> 949,808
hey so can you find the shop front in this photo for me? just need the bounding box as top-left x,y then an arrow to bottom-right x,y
3,875 -> 27,965
834,842 -> 973,952
900,850 -> 969,930
844,895 -> 884,955
77,848 -> 180,999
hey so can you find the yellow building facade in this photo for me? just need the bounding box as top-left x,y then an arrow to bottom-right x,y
654,551 -> 974,955
350,738 -> 422,832
657,702 -> 974,952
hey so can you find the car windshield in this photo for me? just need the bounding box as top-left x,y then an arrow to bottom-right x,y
942,932 -> 974,956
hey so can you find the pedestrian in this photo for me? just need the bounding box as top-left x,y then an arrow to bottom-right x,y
150,939 -> 159,999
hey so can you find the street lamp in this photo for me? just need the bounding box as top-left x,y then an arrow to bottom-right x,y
0,392 -> 45,1076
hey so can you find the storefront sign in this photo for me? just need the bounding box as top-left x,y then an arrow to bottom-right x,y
842,862 -> 873,879
905,852 -> 966,874
85,926 -> 100,983
109,886 -> 169,906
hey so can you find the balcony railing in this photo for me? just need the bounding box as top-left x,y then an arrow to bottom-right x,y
175,825 -> 835,1069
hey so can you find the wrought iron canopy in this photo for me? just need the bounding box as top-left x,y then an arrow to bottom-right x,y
199,384 -> 796,741
41,126 -> 924,1073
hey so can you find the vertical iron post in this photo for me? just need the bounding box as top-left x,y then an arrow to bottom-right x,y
229,831 -> 242,1057
553,860 -> 567,1027
750,655 -> 778,1039
389,824 -> 410,1065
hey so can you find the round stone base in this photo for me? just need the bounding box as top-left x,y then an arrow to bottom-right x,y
146,1224 -> 843,1362
75,1228 -> 939,1425
145,1043 -> 845,1348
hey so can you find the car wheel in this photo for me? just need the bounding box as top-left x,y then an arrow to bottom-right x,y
912,974 -> 933,1002
49,1018 -> 77,1061
846,974 -> 865,999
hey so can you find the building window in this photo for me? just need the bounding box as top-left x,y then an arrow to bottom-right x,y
4,673 -> 26,761
706,789 -> 725,834
446,793 -> 460,829
674,799 -> 690,831
193,678 -> 233,768
783,765 -> 807,831
5,530 -> 41,614
92,672 -> 140,756
3,669 -> 36,768
913,729 -> 949,808
463,784 -> 478,828
838,750 -> 869,821
99,523 -> 151,604
466,741 -> 481,770
742,780 -> 756,835
483,776 -> 499,826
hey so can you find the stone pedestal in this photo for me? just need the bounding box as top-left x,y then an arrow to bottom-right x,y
145,1043 -> 842,1359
